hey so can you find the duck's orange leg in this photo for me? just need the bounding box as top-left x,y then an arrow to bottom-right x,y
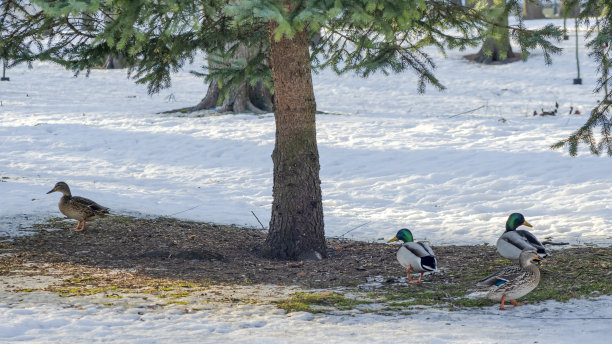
72,221 -> 82,231
409,272 -> 424,284
499,295 -> 513,310
405,266 -> 412,281
74,220 -> 86,231
510,300 -> 524,307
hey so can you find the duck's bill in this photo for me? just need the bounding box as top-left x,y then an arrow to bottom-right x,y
532,256 -> 546,263
387,236 -> 399,243
46,188 -> 56,194
522,221 -> 533,228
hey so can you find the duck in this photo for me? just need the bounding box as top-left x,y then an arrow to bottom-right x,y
496,213 -> 548,261
387,228 -> 437,284
46,181 -> 109,231
473,249 -> 544,310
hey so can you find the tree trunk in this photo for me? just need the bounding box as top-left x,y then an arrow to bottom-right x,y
192,44 -> 273,113
263,22 -> 326,261
101,53 -> 127,69
475,37 -> 515,63
560,0 -> 580,18
522,0 -> 545,20
474,0 -> 515,63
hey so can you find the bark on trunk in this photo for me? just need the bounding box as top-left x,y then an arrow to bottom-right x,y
101,54 -> 127,69
474,0 -> 515,64
193,43 -> 273,113
522,1 -> 545,20
474,37 -> 515,63
560,1 -> 580,18
263,22 -> 326,261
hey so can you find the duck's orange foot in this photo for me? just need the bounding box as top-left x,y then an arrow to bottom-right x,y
73,220 -> 85,231
510,300 -> 525,307
409,272 -> 424,284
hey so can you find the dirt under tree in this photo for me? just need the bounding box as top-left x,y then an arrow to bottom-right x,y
1,216 -> 611,293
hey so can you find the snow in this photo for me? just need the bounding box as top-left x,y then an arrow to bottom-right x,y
1,289 -> 611,343
1,18 -> 611,342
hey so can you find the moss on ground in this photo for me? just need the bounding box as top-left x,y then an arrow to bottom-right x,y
274,292 -> 371,313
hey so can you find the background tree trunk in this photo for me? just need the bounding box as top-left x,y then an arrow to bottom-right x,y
101,54 -> 127,69
264,22 -> 326,261
474,0 -> 515,63
523,1 -> 545,20
560,0 -> 580,18
192,44 -> 273,113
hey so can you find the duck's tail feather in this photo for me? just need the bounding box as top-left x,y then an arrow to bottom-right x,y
420,256 -> 437,271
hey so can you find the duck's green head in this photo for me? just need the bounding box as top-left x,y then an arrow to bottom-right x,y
505,213 -> 532,232
388,228 -> 414,243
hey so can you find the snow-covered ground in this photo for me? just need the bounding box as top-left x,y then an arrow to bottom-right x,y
1,286 -> 611,343
1,18 -> 612,342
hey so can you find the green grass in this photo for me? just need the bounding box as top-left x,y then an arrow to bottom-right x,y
163,300 -> 189,306
275,292 -> 371,313
51,286 -> 119,297
160,292 -> 190,298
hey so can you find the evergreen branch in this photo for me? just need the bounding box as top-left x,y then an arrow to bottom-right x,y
64,16 -> 96,39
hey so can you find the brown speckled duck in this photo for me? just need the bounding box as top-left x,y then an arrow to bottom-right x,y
47,182 -> 109,231
473,249 -> 543,310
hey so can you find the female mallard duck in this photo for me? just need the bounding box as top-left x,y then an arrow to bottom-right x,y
496,213 -> 548,261
388,228 -> 437,284
47,182 -> 109,231
474,249 -> 543,310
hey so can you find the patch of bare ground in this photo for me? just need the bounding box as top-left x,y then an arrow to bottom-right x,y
1,216 -> 611,309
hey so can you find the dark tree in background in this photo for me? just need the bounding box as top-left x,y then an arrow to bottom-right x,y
182,44 -> 273,114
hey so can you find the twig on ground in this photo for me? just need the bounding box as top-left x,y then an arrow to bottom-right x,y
168,205 -> 202,217
251,211 -> 266,230
449,105 -> 486,118
340,222 -> 371,238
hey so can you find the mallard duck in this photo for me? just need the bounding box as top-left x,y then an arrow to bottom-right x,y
46,181 -> 109,231
388,228 -> 437,284
496,213 -> 548,261
474,249 -> 543,310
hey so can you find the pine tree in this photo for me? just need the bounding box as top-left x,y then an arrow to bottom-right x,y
552,0 -> 612,156
5,0 -> 569,259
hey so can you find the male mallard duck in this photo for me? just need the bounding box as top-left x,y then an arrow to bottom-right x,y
47,182 -> 109,231
474,249 -> 543,310
388,228 -> 437,284
496,213 -> 548,261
